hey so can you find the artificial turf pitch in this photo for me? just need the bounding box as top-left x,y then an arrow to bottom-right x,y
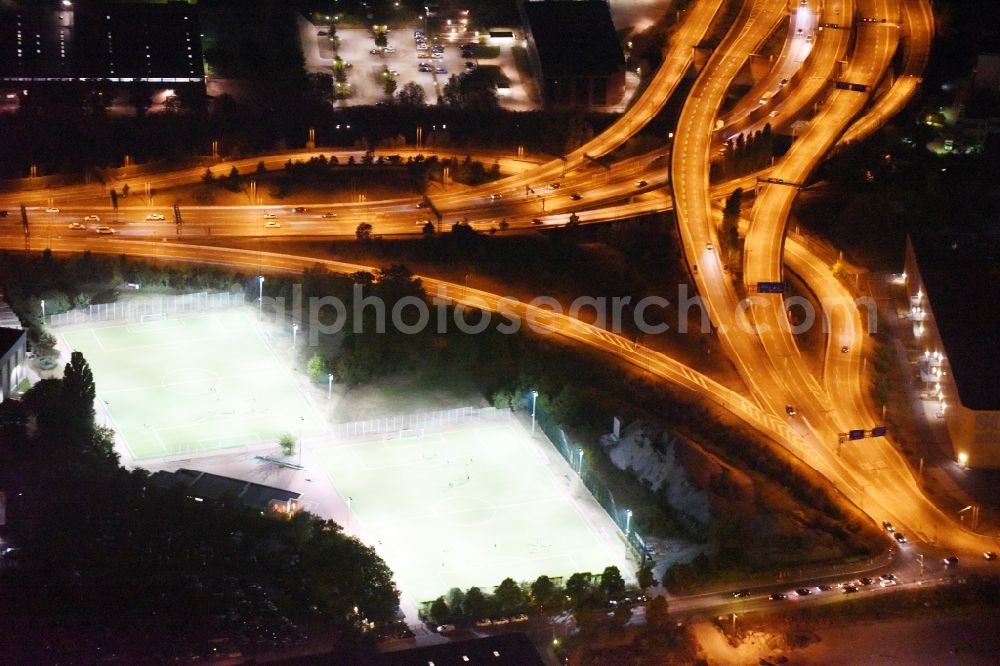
313,422 -> 631,604
60,310 -> 327,461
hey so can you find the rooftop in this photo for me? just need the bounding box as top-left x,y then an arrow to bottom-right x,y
149,468 -> 301,511
522,0 -> 625,77
0,328 -> 25,358
910,232 -> 1000,410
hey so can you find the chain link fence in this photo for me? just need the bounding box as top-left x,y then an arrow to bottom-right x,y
47,291 -> 244,327
333,405 -> 510,438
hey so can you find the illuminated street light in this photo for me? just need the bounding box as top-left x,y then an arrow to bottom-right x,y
327,373 -> 334,399
957,452 -> 968,467
292,323 -> 299,347
625,509 -> 633,537
258,275 -> 264,317
530,389 -> 539,434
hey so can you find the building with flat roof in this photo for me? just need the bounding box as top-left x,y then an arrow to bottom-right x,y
149,468 -> 302,513
519,0 -> 625,108
0,0 -> 203,84
0,328 -> 27,405
903,233 -> 1000,468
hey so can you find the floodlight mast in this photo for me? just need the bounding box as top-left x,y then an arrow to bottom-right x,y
530,390 -> 539,434
258,276 -> 264,317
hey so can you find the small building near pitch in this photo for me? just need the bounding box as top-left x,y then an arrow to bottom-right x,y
903,233 -> 1000,468
0,325 -> 27,405
150,468 -> 303,514
519,0 -> 625,109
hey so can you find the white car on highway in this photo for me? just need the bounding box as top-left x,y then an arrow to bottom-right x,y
265,220 -> 281,228
45,207 -> 60,213
145,213 -> 166,221
84,215 -> 100,222
68,222 -> 85,230
95,226 -> 116,235
263,213 -> 278,219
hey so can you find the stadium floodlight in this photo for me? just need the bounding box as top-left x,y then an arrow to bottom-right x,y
625,509 -> 632,537
41,299 -> 45,321
292,323 -> 299,347
327,373 -> 334,399
530,390 -> 539,434
258,276 -> 264,317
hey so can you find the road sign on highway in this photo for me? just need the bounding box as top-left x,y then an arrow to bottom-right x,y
756,281 -> 787,294
849,429 -> 866,441
871,426 -> 887,437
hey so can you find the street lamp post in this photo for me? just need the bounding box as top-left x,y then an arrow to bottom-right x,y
625,509 -> 633,538
327,373 -> 334,400
292,323 -> 299,348
258,276 -> 264,318
40,299 -> 46,322
530,390 -> 539,434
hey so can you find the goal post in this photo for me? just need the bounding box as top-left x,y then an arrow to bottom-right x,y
383,428 -> 424,442
139,312 -> 167,323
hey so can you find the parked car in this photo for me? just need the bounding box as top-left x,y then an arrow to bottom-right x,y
145,213 -> 165,221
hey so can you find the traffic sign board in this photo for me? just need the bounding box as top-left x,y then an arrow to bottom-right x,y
757,281 -> 787,294
849,429 -> 866,440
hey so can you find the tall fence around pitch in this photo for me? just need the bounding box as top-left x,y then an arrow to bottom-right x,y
47,291 -> 244,326
333,406 -> 511,438
541,419 -> 652,566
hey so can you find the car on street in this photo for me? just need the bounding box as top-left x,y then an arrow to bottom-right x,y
882,521 -> 894,532
769,592 -> 787,601
263,213 -> 277,219
943,556 -> 959,567
95,226 -> 115,234
635,179 -> 647,187
436,624 -> 456,634
84,215 -> 100,222
45,207 -> 60,213
841,345 -> 850,353
817,584 -> 833,592
843,585 -> 859,594
795,588 -> 812,596
291,207 -> 308,213
68,222 -> 85,230
145,213 -> 165,221
880,577 -> 897,587
859,577 -> 875,586
706,241 -> 714,251
985,551 -> 997,561
731,589 -> 751,598
489,193 -> 502,201
785,404 -> 797,416
265,221 -> 280,228
321,213 -> 338,218
548,182 -> 561,189
570,193 -> 583,200
880,573 -> 896,582
894,532 -> 907,544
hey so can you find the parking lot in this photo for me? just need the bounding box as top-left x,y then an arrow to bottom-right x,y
299,16 -> 534,109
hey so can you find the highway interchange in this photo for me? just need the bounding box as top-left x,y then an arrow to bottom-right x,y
2,0 -> 996,613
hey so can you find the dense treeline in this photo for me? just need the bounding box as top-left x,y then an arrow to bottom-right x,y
0,354 -> 398,663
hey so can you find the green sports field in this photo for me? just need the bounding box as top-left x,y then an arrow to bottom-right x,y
313,422 -> 631,604
60,310 -> 328,460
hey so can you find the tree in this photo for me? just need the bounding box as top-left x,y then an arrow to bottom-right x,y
395,81 -> 426,107
307,353 -> 330,383
598,565 -> 626,602
637,565 -> 657,591
422,221 -> 435,236
383,76 -> 398,97
565,572 -> 592,609
373,30 -> 388,49
441,69 -> 499,112
202,168 -> 214,184
62,351 -> 96,426
355,222 -> 373,241
255,161 -> 267,176
429,596 -> 451,625
646,595 -> 670,629
278,432 -> 296,457
110,189 -> 118,210
462,586 -> 490,621
531,575 -> 557,611
494,578 -> 526,616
